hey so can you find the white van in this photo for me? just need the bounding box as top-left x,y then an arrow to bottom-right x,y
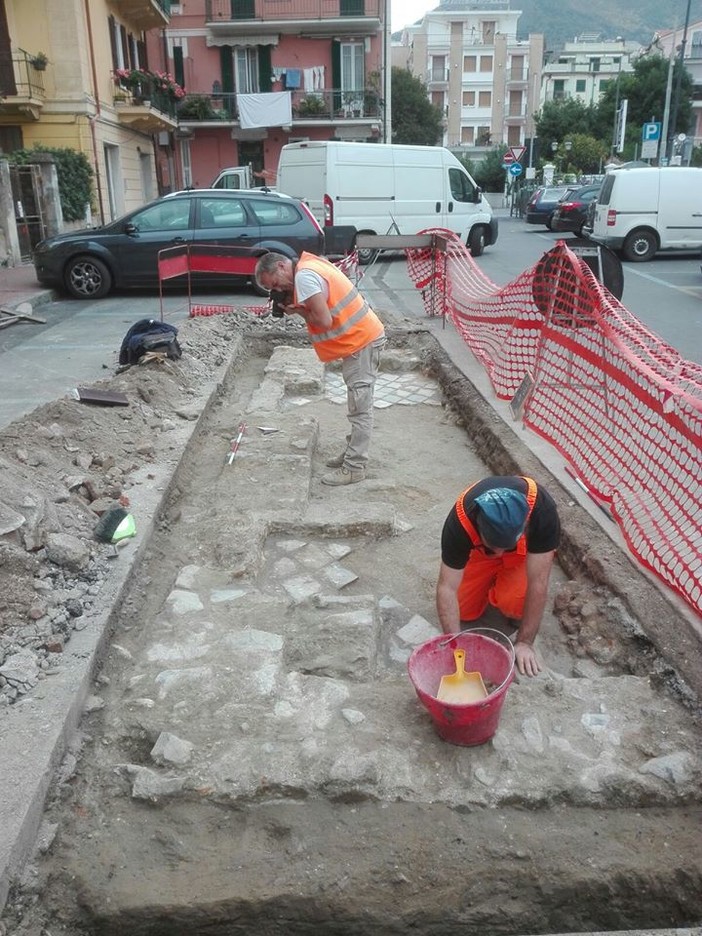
211,165 -> 254,190
590,166 -> 702,261
276,141 -> 497,263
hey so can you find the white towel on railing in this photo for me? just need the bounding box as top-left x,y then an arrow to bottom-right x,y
237,91 -> 292,128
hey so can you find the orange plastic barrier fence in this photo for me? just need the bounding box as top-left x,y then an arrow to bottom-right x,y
405,229 -> 702,617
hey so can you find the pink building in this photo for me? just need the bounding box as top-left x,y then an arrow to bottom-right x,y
148,0 -> 389,190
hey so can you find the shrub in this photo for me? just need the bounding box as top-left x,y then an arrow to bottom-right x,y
11,146 -> 93,222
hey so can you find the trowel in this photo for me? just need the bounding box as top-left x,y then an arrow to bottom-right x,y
437,648 -> 488,704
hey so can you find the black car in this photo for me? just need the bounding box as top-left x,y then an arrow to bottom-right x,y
33,189 -> 325,299
525,185 -> 578,229
551,184 -> 602,236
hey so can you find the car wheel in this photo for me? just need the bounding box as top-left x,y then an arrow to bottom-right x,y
545,214 -> 554,230
468,225 -> 485,257
65,255 -> 112,299
622,229 -> 657,263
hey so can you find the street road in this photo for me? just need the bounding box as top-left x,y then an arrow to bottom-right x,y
0,213 -> 700,430
360,213 -> 702,363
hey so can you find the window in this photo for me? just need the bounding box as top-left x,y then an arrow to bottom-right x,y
199,197 -> 247,228
463,55 -> 476,72
340,0 -> 364,13
431,55 -> 446,81
576,79 -> 586,93
342,42 -> 364,92
249,199 -> 302,226
231,0 -> 255,18
478,90 -> 491,107
510,55 -> 524,80
479,55 -> 492,72
507,126 -> 521,146
482,21 -> 495,43
553,79 -> 565,100
132,199 -> 191,231
449,167 -> 477,202
590,57 -> 601,73
180,138 -> 192,188
432,91 -> 444,109
173,44 -> 185,89
462,91 -> 475,106
461,126 -> 474,144
477,126 -> 491,145
234,47 -> 259,93
508,90 -> 521,115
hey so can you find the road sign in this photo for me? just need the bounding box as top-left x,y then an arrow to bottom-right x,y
502,151 -> 515,165
509,146 -> 527,163
508,163 -> 523,177
642,122 -> 661,142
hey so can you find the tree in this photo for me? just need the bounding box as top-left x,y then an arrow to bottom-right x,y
391,67 -> 443,146
535,98 -> 600,153
596,53 -> 694,158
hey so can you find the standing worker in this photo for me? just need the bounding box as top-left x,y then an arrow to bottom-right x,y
255,251 -> 386,486
436,476 -> 560,677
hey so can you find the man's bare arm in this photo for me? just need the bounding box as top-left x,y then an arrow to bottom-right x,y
436,562 -> 464,634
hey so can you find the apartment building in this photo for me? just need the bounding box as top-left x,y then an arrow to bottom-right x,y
154,0 -> 390,189
0,0 -> 178,228
394,1 -> 543,154
540,34 -> 640,109
648,20 -> 702,153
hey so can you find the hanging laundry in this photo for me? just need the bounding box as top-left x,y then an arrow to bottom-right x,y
303,68 -> 316,93
284,68 -> 301,89
237,92 -> 292,129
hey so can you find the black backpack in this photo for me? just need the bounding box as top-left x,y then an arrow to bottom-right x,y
119,319 -> 182,366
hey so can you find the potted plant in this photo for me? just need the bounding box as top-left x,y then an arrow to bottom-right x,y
30,52 -> 48,71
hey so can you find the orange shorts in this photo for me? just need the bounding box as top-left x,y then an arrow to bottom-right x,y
457,549 -> 527,621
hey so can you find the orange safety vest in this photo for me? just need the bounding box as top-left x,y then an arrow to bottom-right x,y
295,252 -> 384,363
455,477 -> 538,557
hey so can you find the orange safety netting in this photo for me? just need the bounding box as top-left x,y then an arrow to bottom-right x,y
406,229 -> 702,617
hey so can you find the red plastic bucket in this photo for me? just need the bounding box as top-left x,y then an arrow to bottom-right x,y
407,629 -> 515,746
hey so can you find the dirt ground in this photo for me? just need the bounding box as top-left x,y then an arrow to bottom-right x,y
1,309 -> 701,935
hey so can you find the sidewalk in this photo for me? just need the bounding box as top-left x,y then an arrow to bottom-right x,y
0,262 -> 56,312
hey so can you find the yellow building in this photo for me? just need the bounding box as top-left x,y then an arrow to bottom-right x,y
0,0 -> 178,225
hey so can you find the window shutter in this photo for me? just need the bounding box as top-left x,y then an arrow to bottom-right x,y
173,46 -> 184,89
331,40 -> 341,112
220,45 -> 234,116
258,45 -> 271,92
107,16 -> 118,72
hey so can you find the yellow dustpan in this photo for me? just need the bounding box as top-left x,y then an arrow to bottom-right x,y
437,648 -> 488,704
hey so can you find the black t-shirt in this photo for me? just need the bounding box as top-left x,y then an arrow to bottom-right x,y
441,476 -> 561,570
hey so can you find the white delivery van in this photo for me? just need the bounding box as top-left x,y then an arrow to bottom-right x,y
590,166 -> 702,261
276,141 -> 497,263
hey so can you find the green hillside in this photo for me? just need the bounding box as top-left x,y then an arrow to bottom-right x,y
515,0 -> 702,49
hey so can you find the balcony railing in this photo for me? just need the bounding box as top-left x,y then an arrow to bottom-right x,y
205,0 -> 379,22
5,49 -> 46,99
175,88 -> 382,122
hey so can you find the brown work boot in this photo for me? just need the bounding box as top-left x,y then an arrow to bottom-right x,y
321,466 -> 365,486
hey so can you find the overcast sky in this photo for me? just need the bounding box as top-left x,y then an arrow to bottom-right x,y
391,0 -> 436,32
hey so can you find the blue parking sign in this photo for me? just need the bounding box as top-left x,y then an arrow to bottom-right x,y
642,122 -> 661,142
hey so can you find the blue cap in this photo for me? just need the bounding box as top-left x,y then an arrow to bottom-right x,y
474,488 -> 529,549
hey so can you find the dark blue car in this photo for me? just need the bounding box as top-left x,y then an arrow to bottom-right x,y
525,186 -> 577,229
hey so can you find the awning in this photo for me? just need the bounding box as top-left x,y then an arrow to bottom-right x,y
206,34 -> 279,47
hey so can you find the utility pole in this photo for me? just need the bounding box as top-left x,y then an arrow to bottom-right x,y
667,0 -> 692,162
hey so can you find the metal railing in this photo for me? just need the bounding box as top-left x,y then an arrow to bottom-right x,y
175,87 -> 382,121
205,0 -> 380,21
4,49 -> 46,101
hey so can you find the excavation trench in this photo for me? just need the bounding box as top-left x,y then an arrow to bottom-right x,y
4,325 -> 701,935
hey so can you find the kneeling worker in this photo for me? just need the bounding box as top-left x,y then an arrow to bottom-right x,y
436,475 -> 560,677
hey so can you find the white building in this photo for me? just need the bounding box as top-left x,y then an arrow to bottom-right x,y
393,1 -> 544,153
540,34 -> 641,109
647,20 -> 702,153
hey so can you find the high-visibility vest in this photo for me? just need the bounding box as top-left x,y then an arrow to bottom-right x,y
454,477 -> 538,557
295,252 -> 384,363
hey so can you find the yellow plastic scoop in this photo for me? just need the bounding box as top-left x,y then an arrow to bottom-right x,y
437,648 -> 488,704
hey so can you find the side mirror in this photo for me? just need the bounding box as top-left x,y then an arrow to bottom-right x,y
124,222 -> 138,234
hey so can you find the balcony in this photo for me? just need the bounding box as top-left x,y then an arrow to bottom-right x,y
112,87 -> 179,132
0,50 -> 46,120
110,0 -> 171,29
205,0 -> 381,36
174,88 -> 381,126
